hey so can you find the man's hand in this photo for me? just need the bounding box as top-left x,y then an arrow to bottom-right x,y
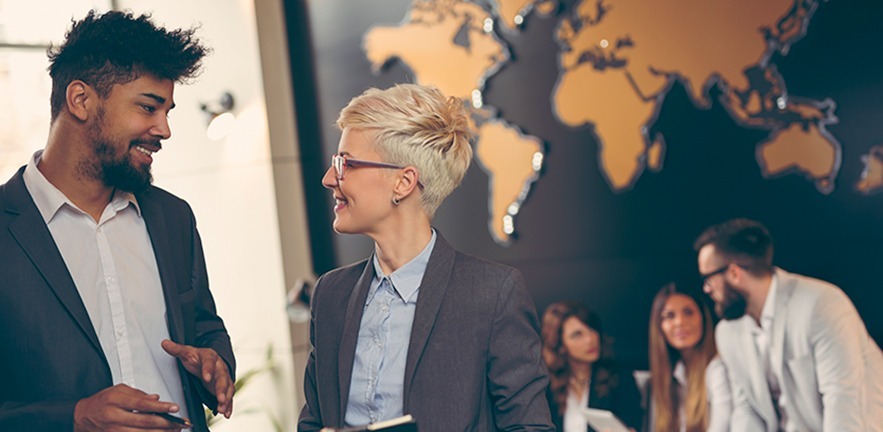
73,384 -> 186,431
161,339 -> 234,418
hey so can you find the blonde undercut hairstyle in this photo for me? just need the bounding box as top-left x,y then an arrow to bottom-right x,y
337,84 -> 473,217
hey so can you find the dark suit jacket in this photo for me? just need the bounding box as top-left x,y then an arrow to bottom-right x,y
547,365 -> 643,432
0,167 -> 235,431
298,233 -> 554,431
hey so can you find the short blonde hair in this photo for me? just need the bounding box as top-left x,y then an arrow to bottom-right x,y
337,84 -> 473,217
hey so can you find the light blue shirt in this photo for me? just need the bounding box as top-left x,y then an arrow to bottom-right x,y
345,230 -> 437,426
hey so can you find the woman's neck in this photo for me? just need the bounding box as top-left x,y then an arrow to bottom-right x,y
568,360 -> 593,395
366,203 -> 432,274
679,347 -> 698,367
372,225 -> 432,275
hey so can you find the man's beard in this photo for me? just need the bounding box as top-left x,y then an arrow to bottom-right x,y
715,279 -> 748,320
95,139 -> 153,193
89,108 -> 154,193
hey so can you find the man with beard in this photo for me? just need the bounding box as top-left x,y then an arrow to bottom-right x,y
694,218 -> 883,432
0,10 -> 234,432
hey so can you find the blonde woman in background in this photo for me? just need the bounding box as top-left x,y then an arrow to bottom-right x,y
647,282 -> 731,432
298,84 -> 554,431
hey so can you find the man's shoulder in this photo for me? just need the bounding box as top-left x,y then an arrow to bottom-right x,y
137,185 -> 194,217
0,166 -> 26,206
779,268 -> 838,290
777,268 -> 849,309
139,185 -> 188,206
715,316 -> 751,341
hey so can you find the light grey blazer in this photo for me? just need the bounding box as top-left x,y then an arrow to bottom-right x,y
298,232 -> 554,431
715,268 -> 883,432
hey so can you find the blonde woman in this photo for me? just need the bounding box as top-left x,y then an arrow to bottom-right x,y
647,282 -> 731,432
298,84 -> 554,431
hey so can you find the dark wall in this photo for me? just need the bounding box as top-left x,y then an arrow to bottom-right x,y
285,0 -> 883,369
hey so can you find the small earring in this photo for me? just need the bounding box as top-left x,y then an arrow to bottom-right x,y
392,196 -> 401,206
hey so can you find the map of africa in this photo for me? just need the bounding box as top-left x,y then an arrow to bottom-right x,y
362,0 -> 881,245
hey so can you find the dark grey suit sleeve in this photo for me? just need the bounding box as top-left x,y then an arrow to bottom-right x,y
0,401 -> 78,431
486,268 -> 555,431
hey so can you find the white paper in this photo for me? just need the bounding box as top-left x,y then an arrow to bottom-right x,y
581,407 -> 630,432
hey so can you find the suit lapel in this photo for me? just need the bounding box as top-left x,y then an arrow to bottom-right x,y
4,171 -> 105,358
736,317 -> 778,428
138,191 -> 185,342
402,233 -> 455,407
138,192 -> 211,431
338,261 -> 375,419
770,269 -> 794,402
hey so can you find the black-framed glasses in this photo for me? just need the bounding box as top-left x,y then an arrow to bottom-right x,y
700,264 -> 730,286
331,154 -> 423,188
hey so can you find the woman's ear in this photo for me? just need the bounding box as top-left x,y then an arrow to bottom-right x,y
394,166 -> 421,198
66,80 -> 92,122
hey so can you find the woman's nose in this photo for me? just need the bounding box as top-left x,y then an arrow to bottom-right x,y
321,166 -> 338,189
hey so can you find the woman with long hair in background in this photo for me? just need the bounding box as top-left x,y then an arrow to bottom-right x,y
542,301 -> 643,432
647,282 -> 731,431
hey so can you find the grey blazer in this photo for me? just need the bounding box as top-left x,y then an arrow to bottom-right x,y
715,268 -> 883,432
298,233 -> 554,431
0,167 -> 235,432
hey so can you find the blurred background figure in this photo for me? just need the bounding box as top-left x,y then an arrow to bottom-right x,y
695,218 -> 883,431
647,282 -> 731,432
542,301 -> 643,432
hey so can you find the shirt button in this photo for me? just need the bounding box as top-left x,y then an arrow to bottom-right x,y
116,328 -> 124,338
106,275 -> 114,283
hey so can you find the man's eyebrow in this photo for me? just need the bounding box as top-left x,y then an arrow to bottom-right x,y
141,92 -> 175,109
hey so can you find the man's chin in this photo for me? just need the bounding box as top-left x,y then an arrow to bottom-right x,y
103,165 -> 152,193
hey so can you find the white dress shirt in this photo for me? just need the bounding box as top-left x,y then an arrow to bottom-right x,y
23,151 -> 189,423
648,357 -> 732,432
563,382 -> 590,432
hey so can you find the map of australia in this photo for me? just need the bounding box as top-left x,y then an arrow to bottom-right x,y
553,0 -> 841,192
362,0 -> 882,245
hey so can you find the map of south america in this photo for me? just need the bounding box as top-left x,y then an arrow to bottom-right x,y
364,0 -> 543,244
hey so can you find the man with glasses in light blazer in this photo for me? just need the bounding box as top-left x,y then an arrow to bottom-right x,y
695,218 -> 883,431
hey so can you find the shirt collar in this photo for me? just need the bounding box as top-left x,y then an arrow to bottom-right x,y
371,229 -> 437,303
759,273 -> 779,330
110,188 -> 141,217
673,360 -> 687,386
22,150 -> 141,223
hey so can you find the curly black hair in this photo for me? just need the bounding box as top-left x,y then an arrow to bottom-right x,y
47,10 -> 209,120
